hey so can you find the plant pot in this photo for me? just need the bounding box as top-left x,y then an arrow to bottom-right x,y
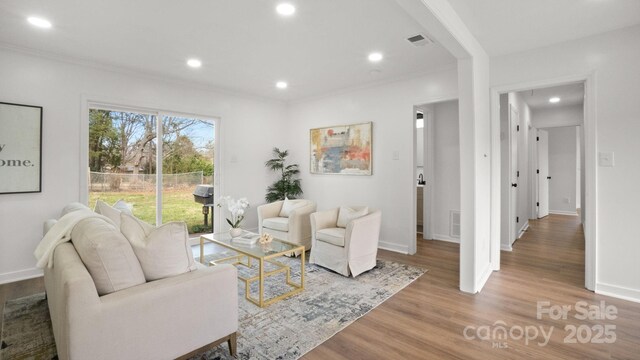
229,228 -> 243,238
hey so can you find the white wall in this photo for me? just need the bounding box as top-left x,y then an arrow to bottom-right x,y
492,25 -> 640,301
532,105 -> 583,129
576,126 -> 582,209
286,68 -> 458,254
500,92 -> 532,249
432,100 -> 460,241
547,126 -> 578,215
499,94 -> 510,249
0,49 -> 288,283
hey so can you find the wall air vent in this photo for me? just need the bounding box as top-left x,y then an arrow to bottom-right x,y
407,33 -> 434,46
450,210 -> 461,238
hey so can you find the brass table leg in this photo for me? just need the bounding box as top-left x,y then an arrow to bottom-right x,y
259,258 -> 264,307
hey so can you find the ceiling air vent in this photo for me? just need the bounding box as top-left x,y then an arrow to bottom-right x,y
407,33 -> 434,46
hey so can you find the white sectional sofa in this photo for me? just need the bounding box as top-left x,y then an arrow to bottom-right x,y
42,203 -> 238,360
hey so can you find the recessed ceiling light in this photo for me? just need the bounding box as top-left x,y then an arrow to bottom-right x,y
27,16 -> 52,29
276,3 -> 296,16
549,97 -> 561,103
276,81 -> 288,89
187,59 -> 202,68
368,52 -> 383,62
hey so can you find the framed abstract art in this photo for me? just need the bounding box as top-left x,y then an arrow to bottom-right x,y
310,122 -> 372,175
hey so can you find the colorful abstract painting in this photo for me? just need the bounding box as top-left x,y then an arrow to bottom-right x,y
310,122 -> 372,175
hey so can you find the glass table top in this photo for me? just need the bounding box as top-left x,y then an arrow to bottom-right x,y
201,230 -> 302,258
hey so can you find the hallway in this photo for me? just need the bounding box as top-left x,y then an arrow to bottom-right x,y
307,214 -> 640,359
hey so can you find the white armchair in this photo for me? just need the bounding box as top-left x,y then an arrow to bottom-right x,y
257,199 -> 317,252
309,206 -> 382,277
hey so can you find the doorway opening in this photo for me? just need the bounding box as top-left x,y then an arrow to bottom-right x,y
497,80 -> 591,288
414,99 -> 461,246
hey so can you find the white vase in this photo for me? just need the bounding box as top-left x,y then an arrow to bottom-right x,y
229,228 -> 243,238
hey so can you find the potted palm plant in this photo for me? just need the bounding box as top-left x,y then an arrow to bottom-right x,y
265,148 -> 303,202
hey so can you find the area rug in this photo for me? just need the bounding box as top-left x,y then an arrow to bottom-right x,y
0,293 -> 57,360
1,258 -> 425,360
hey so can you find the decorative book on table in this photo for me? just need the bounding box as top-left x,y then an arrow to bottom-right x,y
233,233 -> 259,246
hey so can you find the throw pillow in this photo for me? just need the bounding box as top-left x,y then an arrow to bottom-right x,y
120,213 -> 197,281
279,198 -> 307,218
337,206 -> 369,228
71,217 -> 146,295
94,199 -> 132,227
113,199 -> 133,214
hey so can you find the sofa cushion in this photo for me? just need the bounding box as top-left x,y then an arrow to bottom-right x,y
316,227 -> 346,247
60,202 -> 90,217
120,213 -> 197,281
262,217 -> 290,232
94,199 -> 133,228
71,217 -> 146,295
279,198 -> 307,218
337,206 -> 369,228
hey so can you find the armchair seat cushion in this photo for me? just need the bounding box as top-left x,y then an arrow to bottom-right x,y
316,227 -> 346,247
262,217 -> 290,232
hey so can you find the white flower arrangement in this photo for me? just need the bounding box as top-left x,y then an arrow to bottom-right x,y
216,196 -> 250,229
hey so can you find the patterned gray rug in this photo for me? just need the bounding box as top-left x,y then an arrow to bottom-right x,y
1,293 -> 57,360
1,257 -> 425,360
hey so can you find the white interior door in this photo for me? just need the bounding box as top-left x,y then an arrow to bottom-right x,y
537,129 -> 550,218
509,105 -> 519,243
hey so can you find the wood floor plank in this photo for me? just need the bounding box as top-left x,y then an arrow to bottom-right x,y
303,215 -> 640,359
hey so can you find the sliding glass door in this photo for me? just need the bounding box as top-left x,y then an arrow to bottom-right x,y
160,115 -> 215,232
88,107 -> 216,234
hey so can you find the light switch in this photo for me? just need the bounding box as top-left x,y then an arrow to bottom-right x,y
392,151 -> 400,160
599,152 -> 614,167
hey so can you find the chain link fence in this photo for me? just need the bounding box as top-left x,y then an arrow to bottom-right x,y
89,171 -> 207,192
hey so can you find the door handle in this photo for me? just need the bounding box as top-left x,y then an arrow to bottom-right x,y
547,176 -> 551,180
511,183 -> 518,187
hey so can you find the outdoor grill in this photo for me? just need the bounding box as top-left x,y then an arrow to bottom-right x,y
193,184 -> 214,232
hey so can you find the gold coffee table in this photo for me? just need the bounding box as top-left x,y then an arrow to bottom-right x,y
200,231 -> 305,307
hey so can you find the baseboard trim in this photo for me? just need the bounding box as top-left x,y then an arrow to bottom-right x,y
378,241 -> 409,254
500,244 -> 513,251
432,234 -> 460,244
0,267 -> 43,285
475,263 -> 493,293
517,222 -> 529,238
549,210 -> 579,216
596,282 -> 640,303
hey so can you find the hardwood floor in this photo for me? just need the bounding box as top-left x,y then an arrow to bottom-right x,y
2,215 -> 639,359
304,215 -> 640,359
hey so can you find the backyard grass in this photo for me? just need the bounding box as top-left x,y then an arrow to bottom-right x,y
89,190 -> 211,233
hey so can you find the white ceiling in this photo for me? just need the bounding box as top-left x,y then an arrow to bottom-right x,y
2,1 -> 638,101
446,0 -> 640,56
518,83 -> 584,111
0,0 -> 456,101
